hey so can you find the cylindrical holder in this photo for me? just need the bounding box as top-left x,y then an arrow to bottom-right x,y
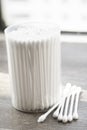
5,22 -> 61,112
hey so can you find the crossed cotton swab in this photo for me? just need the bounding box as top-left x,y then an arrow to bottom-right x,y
37,83 -> 82,123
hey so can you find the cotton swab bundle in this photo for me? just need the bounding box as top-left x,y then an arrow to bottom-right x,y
38,84 -> 82,124
38,83 -> 71,122
58,86 -> 82,123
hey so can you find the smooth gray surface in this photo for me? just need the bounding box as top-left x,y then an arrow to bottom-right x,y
0,33 -> 87,130
62,43 -> 87,89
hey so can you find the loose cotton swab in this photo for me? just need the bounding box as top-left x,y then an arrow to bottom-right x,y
63,85 -> 76,123
53,104 -> 61,118
73,87 -> 82,120
37,101 -> 60,123
68,85 -> 77,122
58,83 -> 71,121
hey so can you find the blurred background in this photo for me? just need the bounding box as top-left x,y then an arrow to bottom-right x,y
1,0 -> 87,32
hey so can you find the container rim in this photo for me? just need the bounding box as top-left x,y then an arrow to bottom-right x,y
4,21 -> 60,34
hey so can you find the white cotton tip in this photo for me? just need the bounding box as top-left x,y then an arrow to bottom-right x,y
62,116 -> 68,123
78,87 -> 82,92
37,114 -> 46,123
66,83 -> 71,87
66,83 -> 72,89
73,112 -> 79,120
68,115 -> 73,122
53,111 -> 58,118
65,83 -> 72,92
58,115 -> 63,121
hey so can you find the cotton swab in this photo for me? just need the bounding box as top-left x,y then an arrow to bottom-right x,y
37,83 -> 71,123
58,83 -> 71,121
73,87 -> 82,120
63,85 -> 76,123
37,101 -> 60,123
67,85 -> 77,122
57,97 -> 66,121
52,104 -> 61,118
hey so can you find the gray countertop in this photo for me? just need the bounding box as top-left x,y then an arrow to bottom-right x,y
0,33 -> 87,130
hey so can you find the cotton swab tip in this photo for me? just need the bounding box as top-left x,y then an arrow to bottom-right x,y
66,83 -> 71,86
53,112 -> 57,118
37,114 -> 46,123
62,116 -> 68,123
58,115 -> 63,121
68,115 -> 73,122
73,112 -> 79,120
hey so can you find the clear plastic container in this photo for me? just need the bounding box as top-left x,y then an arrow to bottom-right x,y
5,22 -> 62,112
